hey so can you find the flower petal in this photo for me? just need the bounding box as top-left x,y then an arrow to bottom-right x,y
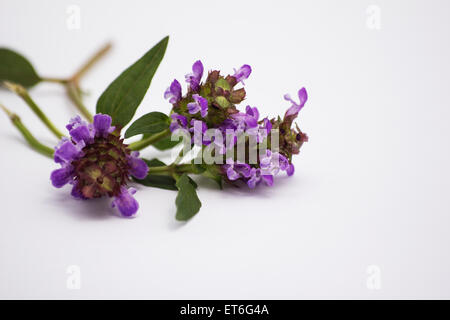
286,163 -> 295,176
69,125 -> 93,144
54,140 -> 81,163
112,187 -> 139,217
164,79 -> 182,104
261,174 -> 274,186
93,113 -> 113,137
128,152 -> 149,179
192,60 -> 204,77
187,102 -> 200,115
233,64 -> 252,84
226,166 -> 240,180
50,167 -> 73,188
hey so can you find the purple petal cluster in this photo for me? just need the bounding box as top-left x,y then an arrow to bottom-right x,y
233,64 -> 252,84
284,87 -> 308,119
164,60 -> 307,189
50,114 -> 148,217
164,79 -> 182,104
185,60 -> 204,92
223,149 -> 293,188
187,94 -> 208,117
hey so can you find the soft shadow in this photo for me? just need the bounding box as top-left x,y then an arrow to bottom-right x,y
47,192 -> 119,221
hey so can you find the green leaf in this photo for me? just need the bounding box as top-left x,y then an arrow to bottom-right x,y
143,158 -> 167,167
0,48 -> 41,87
134,174 -> 177,191
152,134 -> 181,151
96,36 -> 169,128
202,164 -> 223,189
175,174 -> 202,221
133,158 -> 177,191
125,112 -> 169,138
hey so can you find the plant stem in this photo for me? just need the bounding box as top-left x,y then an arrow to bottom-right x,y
66,82 -> 93,122
147,164 -> 196,176
3,81 -> 65,139
0,104 -> 54,158
41,42 -> 112,122
171,148 -> 186,166
128,129 -> 171,151
70,42 -> 112,82
40,77 -> 69,84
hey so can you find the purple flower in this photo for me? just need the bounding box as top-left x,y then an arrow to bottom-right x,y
231,105 -> 260,129
262,118 -> 272,134
247,168 -> 273,188
169,113 -> 188,132
128,151 -> 149,179
50,113 -> 148,217
93,113 -> 115,137
54,138 -> 83,164
190,119 -> 208,146
50,166 -> 74,188
187,94 -> 208,117
112,187 -> 139,217
185,60 -> 203,92
286,163 -> 295,176
233,64 -> 252,84
164,79 -> 182,104
284,87 -> 308,118
223,162 -> 252,181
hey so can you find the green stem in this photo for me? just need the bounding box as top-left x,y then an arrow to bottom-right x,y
0,104 -> 54,158
41,43 -> 112,122
147,164 -> 196,176
71,42 -> 112,82
171,148 -> 186,166
3,81 -> 65,139
40,77 -> 69,84
66,82 -> 93,122
128,128 -> 171,151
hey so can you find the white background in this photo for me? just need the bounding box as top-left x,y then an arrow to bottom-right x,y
1,0 -> 450,299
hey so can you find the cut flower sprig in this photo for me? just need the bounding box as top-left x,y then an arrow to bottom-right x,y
0,35 -> 310,221
0,37 -> 169,217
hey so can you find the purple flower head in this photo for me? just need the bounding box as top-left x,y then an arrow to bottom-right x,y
233,64 -> 252,84
284,87 -> 308,119
164,79 -> 182,104
50,113 -> 148,217
169,113 -> 188,132
187,94 -> 208,118
185,60 -> 203,92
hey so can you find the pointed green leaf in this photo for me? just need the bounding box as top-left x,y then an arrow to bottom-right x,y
0,48 -> 41,87
134,174 -> 177,191
175,174 -> 202,221
124,111 -> 169,138
133,158 -> 177,190
152,134 -> 181,150
143,158 -> 167,167
96,36 -> 169,128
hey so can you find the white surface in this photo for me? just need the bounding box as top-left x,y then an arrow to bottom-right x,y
1,0 -> 450,299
